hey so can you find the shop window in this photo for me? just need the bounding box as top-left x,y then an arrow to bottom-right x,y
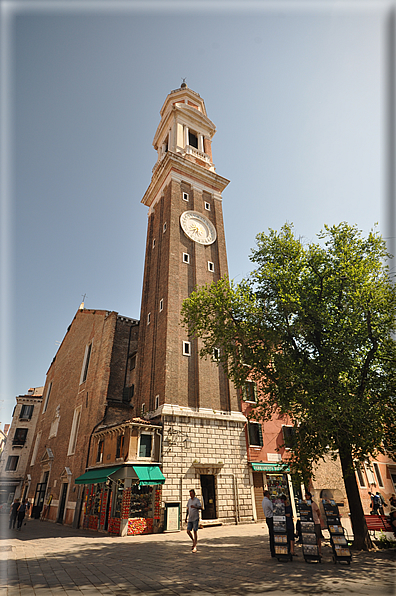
80,343 -> 92,384
113,481 -> 124,518
19,405 -> 34,420
282,425 -> 295,450
42,382 -> 52,413
5,456 -> 19,471
373,463 -> 384,488
116,435 -> 124,459
96,440 -> 104,463
92,485 -> 102,516
129,483 -> 153,518
12,428 -> 28,447
67,406 -> 81,456
139,433 -> 153,458
242,381 -> 257,403
248,422 -> 263,447
355,462 -> 366,488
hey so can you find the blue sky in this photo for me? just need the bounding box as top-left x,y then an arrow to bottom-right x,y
1,1 -> 390,425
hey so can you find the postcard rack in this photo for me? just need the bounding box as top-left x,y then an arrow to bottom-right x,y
299,502 -> 321,563
273,501 -> 292,561
322,500 -> 352,565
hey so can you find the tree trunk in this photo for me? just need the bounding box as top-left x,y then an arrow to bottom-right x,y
338,446 -> 372,550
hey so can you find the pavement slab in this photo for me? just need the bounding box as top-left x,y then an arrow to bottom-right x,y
0,517 -> 395,595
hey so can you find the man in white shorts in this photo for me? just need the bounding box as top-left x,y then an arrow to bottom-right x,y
185,489 -> 202,553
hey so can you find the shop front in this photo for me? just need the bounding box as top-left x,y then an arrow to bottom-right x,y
75,463 -> 165,536
250,462 -> 297,519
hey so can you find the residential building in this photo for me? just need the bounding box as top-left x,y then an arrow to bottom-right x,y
0,388 -> 43,505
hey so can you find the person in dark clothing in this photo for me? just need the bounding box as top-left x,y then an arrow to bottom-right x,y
281,494 -> 296,555
262,490 -> 275,557
9,498 -> 20,529
16,499 -> 28,530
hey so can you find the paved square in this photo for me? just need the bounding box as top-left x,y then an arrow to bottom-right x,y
1,518 -> 395,595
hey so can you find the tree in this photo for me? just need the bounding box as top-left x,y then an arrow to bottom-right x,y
182,223 -> 396,550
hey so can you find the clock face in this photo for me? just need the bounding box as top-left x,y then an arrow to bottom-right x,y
180,211 -> 217,245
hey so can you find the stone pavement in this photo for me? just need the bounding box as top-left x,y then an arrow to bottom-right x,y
0,516 -> 395,596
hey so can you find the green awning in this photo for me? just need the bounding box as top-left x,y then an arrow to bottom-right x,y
75,466 -> 122,485
251,462 -> 290,473
133,465 -> 165,486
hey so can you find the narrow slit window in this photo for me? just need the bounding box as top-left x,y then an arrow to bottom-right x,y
205,202 -> 210,211
163,222 -> 167,233
355,462 -> 366,488
152,239 -> 156,249
147,312 -> 151,325
42,382 -> 52,413
183,192 -> 189,202
183,253 -> 190,264
213,348 -> 220,361
159,299 -> 163,312
155,395 -> 159,410
183,341 -> 191,356
208,261 -> 214,272
80,343 -> 92,384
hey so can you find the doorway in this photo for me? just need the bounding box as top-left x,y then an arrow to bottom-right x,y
253,472 -> 265,519
200,475 -> 217,519
32,471 -> 49,519
57,483 -> 68,523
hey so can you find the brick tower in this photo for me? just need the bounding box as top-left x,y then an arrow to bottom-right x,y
136,84 -> 252,524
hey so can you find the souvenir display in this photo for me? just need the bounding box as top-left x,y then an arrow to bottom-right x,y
322,500 -> 352,565
298,501 -> 321,563
272,500 -> 293,561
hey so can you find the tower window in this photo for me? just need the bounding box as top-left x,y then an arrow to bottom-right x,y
20,405 -> 34,420
159,299 -> 163,312
183,253 -> 190,264
183,192 -> 189,202
213,348 -> 220,361
188,131 -> 198,149
80,343 -> 92,384
152,239 -> 156,249
147,312 -> 151,325
163,222 -> 167,233
183,341 -> 191,356
141,403 -> 145,415
205,202 -> 211,211
42,382 -> 52,413
208,261 -> 214,272
155,395 -> 159,409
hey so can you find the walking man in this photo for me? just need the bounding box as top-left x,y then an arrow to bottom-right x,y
185,489 -> 202,553
9,498 -> 20,530
16,499 -> 28,531
262,490 -> 275,557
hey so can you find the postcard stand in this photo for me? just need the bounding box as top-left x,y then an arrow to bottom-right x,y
299,502 -> 321,563
273,501 -> 292,561
322,500 -> 352,565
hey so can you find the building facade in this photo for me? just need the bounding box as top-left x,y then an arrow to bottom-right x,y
25,307 -> 139,525
135,84 -> 253,524
0,388 -> 43,506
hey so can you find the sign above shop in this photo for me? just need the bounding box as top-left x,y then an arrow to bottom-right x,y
251,462 -> 290,473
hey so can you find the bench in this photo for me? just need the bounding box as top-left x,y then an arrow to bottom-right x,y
364,514 -> 393,538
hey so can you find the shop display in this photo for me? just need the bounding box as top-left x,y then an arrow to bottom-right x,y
272,501 -> 292,561
267,474 -> 289,500
323,500 -> 352,565
299,502 -> 321,563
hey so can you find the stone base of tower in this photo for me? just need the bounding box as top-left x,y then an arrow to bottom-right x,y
149,405 -> 254,528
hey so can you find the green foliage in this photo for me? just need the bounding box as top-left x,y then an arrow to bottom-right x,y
182,222 -> 396,479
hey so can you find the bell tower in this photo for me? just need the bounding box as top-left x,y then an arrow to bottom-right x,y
135,84 -> 252,525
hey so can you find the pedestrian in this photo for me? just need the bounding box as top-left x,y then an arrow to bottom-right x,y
304,491 -> 323,556
389,494 -> 396,508
9,498 -> 20,530
262,490 -> 275,558
185,489 -> 202,553
376,492 -> 387,516
16,499 -> 28,531
280,494 -> 296,556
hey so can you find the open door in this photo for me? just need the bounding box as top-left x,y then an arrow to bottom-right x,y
200,474 -> 217,519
